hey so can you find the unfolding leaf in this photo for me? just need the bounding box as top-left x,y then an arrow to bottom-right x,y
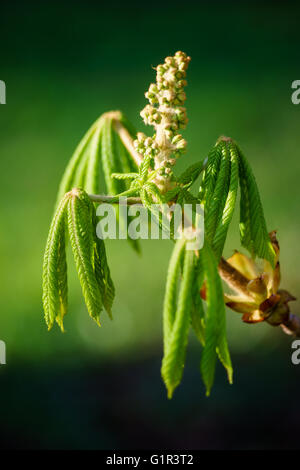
85,124 -> 103,194
212,142 -> 239,259
204,142 -> 231,243
200,243 -> 232,396
199,145 -> 222,206
162,238 -> 186,350
67,189 -> 103,325
92,211 -> 115,318
238,147 -> 275,266
161,244 -> 194,398
56,118 -> 101,205
42,193 -> 69,331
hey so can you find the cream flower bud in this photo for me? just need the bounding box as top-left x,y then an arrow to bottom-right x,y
165,57 -> 174,66
137,132 -> 146,142
177,92 -> 186,102
171,135 -> 182,144
176,139 -> 187,150
144,137 -> 152,147
156,65 -> 165,75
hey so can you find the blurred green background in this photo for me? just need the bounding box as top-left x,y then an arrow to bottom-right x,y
1,0 -> 300,449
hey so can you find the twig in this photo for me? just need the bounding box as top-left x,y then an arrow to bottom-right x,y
281,315 -> 300,337
88,194 -> 142,205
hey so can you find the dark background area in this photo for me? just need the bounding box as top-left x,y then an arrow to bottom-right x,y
1,0 -> 300,449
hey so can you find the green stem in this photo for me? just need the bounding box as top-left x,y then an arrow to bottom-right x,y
88,190 -> 141,205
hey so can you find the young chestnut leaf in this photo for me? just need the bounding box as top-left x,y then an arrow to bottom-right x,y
101,115 -> 140,253
92,210 -> 115,318
204,141 -> 231,243
43,188 -> 116,331
101,116 -> 121,195
55,110 -> 140,252
190,254 -> 206,346
212,142 -> 239,259
56,118 -> 103,206
161,241 -> 195,399
199,144 -> 222,207
85,124 -> 103,194
238,146 -> 275,267
42,193 -> 69,331
200,138 -> 275,267
200,243 -> 233,396
67,189 -> 104,326
162,238 -> 186,351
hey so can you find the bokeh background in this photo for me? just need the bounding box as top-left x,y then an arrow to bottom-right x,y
1,0 -> 300,449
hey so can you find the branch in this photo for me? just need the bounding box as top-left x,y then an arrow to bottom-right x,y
281,315 -> 300,337
88,194 -> 142,205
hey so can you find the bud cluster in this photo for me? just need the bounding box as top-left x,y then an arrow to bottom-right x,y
133,51 -> 191,191
133,132 -> 159,161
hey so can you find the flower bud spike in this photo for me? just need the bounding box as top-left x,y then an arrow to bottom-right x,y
134,51 -> 191,192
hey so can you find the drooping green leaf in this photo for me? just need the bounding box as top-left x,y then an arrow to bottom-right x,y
199,144 -> 222,206
72,149 -> 89,188
101,117 -> 120,195
67,189 -> 103,326
42,193 -> 69,331
85,123 -> 103,194
237,146 -> 275,266
200,243 -> 232,396
56,118 -> 101,205
190,254 -> 205,345
55,227 -> 68,332
56,112 -> 139,207
212,142 -> 239,259
162,238 -> 186,350
92,211 -> 115,318
161,244 -> 195,398
204,142 -> 231,243
101,117 -> 140,253
114,132 -> 141,253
